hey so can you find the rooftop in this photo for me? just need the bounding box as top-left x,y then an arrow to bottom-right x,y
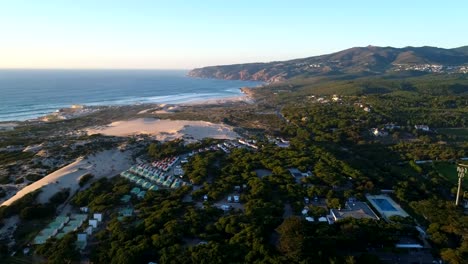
330,201 -> 379,221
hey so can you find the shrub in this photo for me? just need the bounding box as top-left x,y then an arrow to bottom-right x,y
79,174 -> 94,187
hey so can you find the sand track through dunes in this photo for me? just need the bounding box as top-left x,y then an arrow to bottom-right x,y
85,118 -> 238,141
1,149 -> 133,206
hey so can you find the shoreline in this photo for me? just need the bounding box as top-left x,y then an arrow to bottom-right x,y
180,94 -> 254,106
1,88 -> 257,124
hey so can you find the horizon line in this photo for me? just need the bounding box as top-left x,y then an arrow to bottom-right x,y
1,44 -> 466,71
0,68 -> 191,71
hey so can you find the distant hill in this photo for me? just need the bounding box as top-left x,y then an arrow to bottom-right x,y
188,46 -> 468,83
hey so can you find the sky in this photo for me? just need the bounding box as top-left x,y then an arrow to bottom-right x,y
0,0 -> 467,69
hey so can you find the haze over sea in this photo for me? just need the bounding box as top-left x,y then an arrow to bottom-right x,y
0,70 -> 262,122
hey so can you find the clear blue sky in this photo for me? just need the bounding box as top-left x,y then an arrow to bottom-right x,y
0,0 -> 466,69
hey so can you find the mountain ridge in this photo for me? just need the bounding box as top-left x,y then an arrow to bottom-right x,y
188,45 -> 468,83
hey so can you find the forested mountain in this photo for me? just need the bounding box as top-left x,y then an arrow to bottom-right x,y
188,46 -> 468,82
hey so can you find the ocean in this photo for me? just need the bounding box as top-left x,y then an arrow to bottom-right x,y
0,70 -> 262,122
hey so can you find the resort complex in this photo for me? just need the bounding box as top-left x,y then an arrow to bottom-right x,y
120,156 -> 189,191
33,214 -> 88,245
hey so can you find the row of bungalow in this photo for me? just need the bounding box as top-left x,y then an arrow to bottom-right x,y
238,139 -> 258,149
122,164 -> 187,189
33,214 -> 88,244
152,156 -> 179,172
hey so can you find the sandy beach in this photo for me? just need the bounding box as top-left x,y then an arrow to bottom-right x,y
137,95 -> 253,115
181,95 -> 254,106
86,118 -> 239,141
0,122 -> 18,131
1,148 -> 133,206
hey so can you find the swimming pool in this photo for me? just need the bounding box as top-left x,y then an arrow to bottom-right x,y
371,198 -> 397,211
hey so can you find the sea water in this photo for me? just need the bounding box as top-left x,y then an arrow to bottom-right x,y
0,70 -> 262,121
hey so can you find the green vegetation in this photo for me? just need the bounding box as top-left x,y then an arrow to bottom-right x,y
25,174 -> 43,182
189,45 -> 468,82
0,151 -> 35,164
0,63 -> 467,263
78,174 -> 94,187
35,233 -> 80,264
0,190 -> 42,220
437,128 -> 468,141
71,177 -> 131,212
433,162 -> 468,189
148,139 -> 186,159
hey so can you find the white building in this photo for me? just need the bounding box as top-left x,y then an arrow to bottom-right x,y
89,219 -> 98,228
414,125 -> 430,131
93,213 -> 103,222
85,226 -> 93,235
372,128 -> 388,137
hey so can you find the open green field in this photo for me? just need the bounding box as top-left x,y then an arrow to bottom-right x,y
433,162 -> 468,188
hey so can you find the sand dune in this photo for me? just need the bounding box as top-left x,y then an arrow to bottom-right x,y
86,118 -> 238,141
1,149 -> 133,206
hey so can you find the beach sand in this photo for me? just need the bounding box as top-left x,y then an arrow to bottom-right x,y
181,95 -> 253,106
137,96 -> 253,115
1,148 -> 133,206
85,118 -> 238,141
0,122 -> 18,131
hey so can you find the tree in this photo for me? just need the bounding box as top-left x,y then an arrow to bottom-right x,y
35,234 -> 79,264
441,248 -> 464,264
327,198 -> 341,209
345,255 -> 356,264
276,216 -> 305,261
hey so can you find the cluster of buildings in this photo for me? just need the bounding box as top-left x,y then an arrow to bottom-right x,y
188,140 -> 255,155
119,140 -> 259,201
39,105 -> 101,122
117,187 -> 140,220
308,95 -> 331,104
121,161 -> 187,190
151,156 -> 179,172
371,123 -> 402,136
300,195 -> 410,225
33,214 -> 89,245
217,143 -> 233,153
328,198 -> 380,223
371,128 -> 389,137
392,64 -> 468,74
267,137 -> 290,148
371,123 -> 430,137
305,94 -> 345,104
414,125 -> 430,132
120,170 -> 160,190
216,140 -> 255,153
133,187 -> 148,199
353,102 -> 372,112
120,186 -> 149,202
237,139 -> 258,149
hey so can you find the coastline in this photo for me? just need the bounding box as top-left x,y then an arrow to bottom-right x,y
0,70 -> 264,123
2,87 -> 257,124
180,94 -> 254,106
